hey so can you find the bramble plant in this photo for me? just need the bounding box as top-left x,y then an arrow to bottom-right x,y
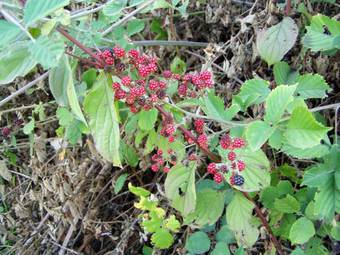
0,0 -> 339,254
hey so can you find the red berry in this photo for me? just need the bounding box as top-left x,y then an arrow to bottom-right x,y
183,73 -> 192,82
237,160 -> 246,171
126,95 -> 135,105
138,65 -> 149,77
188,154 -> 197,161
113,46 -> 125,57
121,76 -> 131,86
115,89 -> 126,100
163,166 -> 170,173
112,82 -> 121,90
157,149 -> 163,156
1,127 -> 11,137
200,71 -> 212,80
172,74 -> 181,80
214,173 -> 224,184
128,49 -> 139,59
151,164 -> 160,172
168,136 -> 175,143
227,151 -> 236,161
163,70 -> 172,78
219,164 -> 228,173
158,81 -> 167,89
166,125 -> 176,135
178,84 -> 187,96
197,134 -> 208,148
105,57 -> 114,65
207,163 -> 217,175
220,134 -> 231,149
194,119 -> 205,134
149,80 -> 159,90
130,105 -> 139,113
150,94 -> 158,103
232,138 -> 245,148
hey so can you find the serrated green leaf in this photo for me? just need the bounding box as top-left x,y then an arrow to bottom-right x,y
102,2 -> 125,16
24,0 -> 70,25
138,109 -> 158,131
302,165 -> 333,188
170,56 -> 186,74
284,106 -> 331,149
164,215 -> 181,232
64,119 -> 84,144
256,17 -> 298,65
114,173 -> 128,194
245,120 -> 275,151
0,20 -> 21,48
202,92 -> 237,122
289,217 -> 315,244
264,85 -> 297,124
0,42 -> 36,85
23,118 -> 35,135
185,231 -> 211,254
56,107 -> 74,126
302,14 -> 340,52
296,74 -> 331,99
226,192 -> 259,248
274,194 -> 300,213
127,19 -> 145,36
29,36 -> 64,69
211,242 -> 230,255
151,229 -> 174,249
187,188 -> 225,227
84,73 -> 120,166
273,61 -> 299,85
281,143 -> 330,159
49,55 -> 71,106
164,163 -> 196,216
235,78 -> 270,110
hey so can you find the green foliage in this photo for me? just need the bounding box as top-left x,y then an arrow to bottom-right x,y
0,20 -> 21,48
170,57 -> 186,74
138,109 -> 159,131
302,14 -> 340,52
185,231 -> 211,254
256,17 -> 298,65
84,74 -> 121,166
114,173 -> 128,194
289,217 -> 315,244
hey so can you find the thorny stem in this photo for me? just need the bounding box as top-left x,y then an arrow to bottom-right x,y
285,0 -> 292,16
58,27 -> 285,255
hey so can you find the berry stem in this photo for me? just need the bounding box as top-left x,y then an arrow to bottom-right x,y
155,104 -> 284,255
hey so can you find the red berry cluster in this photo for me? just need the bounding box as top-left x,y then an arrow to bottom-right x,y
159,115 -> 177,143
150,149 -> 176,173
1,118 -> 24,138
176,71 -> 214,98
207,134 -> 247,186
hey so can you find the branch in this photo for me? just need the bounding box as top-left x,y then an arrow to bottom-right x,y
131,40 -> 209,48
0,72 -> 49,108
155,104 -> 285,255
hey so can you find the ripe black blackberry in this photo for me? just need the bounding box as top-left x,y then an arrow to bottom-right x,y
231,175 -> 244,186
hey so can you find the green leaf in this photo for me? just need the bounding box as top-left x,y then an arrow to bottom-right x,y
274,194 -> 300,213
256,17 -> 298,65
0,42 -> 36,85
281,143 -> 330,159
102,2 -> 125,16
273,61 -> 299,85
0,160 -> 12,182
138,109 -> 158,131
216,225 -> 235,244
226,192 -> 259,248
296,74 -> 331,99
142,246 -> 153,255
264,85 -> 297,124
151,229 -> 174,249
245,121 -> 275,151
164,163 -> 196,216
234,78 -> 270,110
164,215 -> 181,232
56,107 -> 73,126
291,247 -> 305,255
0,20 -> 21,48
170,56 -> 186,75
23,118 -> 35,135
302,165 -> 333,188
84,74 -> 121,166
64,119 -> 84,144
284,106 -> 331,149
302,14 -> 340,52
185,231 -> 211,254
114,173 -> 128,194
128,183 -> 150,197
49,54 -> 71,106
127,19 -> 145,36
187,188 -> 225,227
202,92 -> 237,122
289,217 -> 315,244
211,242 -> 230,255
29,36 -> 64,69
24,0 -> 70,25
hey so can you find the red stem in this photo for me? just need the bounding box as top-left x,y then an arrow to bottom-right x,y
57,27 -> 284,255
285,0 -> 291,16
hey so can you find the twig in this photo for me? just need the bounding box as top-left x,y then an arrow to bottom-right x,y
131,40 -> 209,47
310,103 -> 340,112
0,8 -> 35,41
101,0 -> 155,36
58,225 -> 75,255
285,0 -> 291,16
0,72 -> 49,108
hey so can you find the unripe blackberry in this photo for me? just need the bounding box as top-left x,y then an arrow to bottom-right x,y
112,82 -> 120,90
172,74 -> 181,80
115,62 -> 126,72
137,97 -> 146,106
157,149 -> 163,156
200,71 -> 212,80
214,173 -> 224,184
138,65 -> 149,77
237,160 -> 246,171
113,46 -> 125,57
220,134 -> 231,149
230,175 -> 244,186
163,70 -> 172,78
150,94 -> 159,103
115,89 -> 126,100
163,166 -> 170,173
168,136 -> 175,143
188,154 -> 197,161
149,80 -> 159,90
156,89 -> 166,99
126,95 -> 136,105
166,125 -> 176,135
197,134 -> 208,149
232,138 -> 245,148
227,151 -> 236,161
178,84 -> 187,96
130,105 -> 139,113
194,119 -> 204,134
151,164 -> 160,172
128,49 -> 139,59
121,76 -> 131,86
219,164 -> 228,173
207,163 -> 217,175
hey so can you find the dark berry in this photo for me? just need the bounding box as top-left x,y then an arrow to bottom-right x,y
230,175 -> 244,186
